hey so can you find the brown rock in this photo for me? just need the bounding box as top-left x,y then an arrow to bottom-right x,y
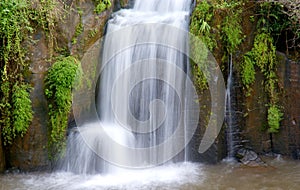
0,129 -> 5,173
273,52 -> 300,159
8,73 -> 50,171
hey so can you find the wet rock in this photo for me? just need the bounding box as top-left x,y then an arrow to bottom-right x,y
66,0 -> 117,58
0,131 -> 5,173
274,52 -> 300,159
8,73 -> 50,171
237,148 -> 267,167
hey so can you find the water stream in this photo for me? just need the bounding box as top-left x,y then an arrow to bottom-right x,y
225,55 -> 240,159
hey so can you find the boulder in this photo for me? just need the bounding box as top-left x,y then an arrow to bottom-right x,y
237,148 -> 267,167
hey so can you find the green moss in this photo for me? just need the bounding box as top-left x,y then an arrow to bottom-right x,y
190,0 -> 216,51
268,105 -> 283,133
190,0 -> 244,91
241,53 -> 255,95
221,10 -> 243,54
72,8 -> 84,45
72,21 -> 83,45
0,0 -> 36,145
94,0 -> 111,14
0,82 -> 33,145
45,56 -> 82,158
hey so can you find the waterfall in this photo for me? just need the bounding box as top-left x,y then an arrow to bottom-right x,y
225,54 -> 239,159
61,0 -> 195,174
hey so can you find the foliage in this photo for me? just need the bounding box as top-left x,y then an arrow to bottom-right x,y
251,33 -> 277,74
72,7 -> 84,45
45,56 -> 82,158
258,1 -> 299,54
242,32 -> 282,132
31,0 -> 61,58
240,2 -> 284,133
94,0 -> 111,14
221,7 -> 243,54
0,80 -> 12,145
72,22 -> 83,45
267,105 -> 283,133
190,0 -> 244,91
1,82 -> 33,145
0,0 -> 35,145
0,0 -> 32,69
240,53 -> 255,94
190,0 -> 216,51
12,84 -> 33,137
190,0 -> 216,91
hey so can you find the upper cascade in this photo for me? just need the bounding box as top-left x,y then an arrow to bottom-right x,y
133,0 -> 191,13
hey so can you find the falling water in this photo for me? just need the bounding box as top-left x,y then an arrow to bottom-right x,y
62,0 -> 195,174
225,54 -> 239,159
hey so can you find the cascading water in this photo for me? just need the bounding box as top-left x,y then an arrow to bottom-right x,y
62,0 -> 196,174
225,55 -> 240,159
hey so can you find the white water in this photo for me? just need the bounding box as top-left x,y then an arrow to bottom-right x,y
62,0 -> 194,174
225,55 -> 234,158
2,159 -> 300,190
225,54 -> 240,159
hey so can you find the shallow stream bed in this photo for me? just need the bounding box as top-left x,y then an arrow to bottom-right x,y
0,157 -> 299,190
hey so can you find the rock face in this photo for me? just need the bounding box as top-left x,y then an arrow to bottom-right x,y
7,31 -> 50,171
243,53 -> 300,159
0,129 -> 5,172
188,88 -> 227,164
5,0 -> 125,171
274,53 -> 300,159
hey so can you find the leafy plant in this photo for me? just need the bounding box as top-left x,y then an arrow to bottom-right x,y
190,0 -> 216,51
1,82 -> 33,145
0,0 -> 36,145
72,7 -> 84,45
190,0 -> 244,91
241,53 -> 255,95
257,1 -> 299,55
12,83 -> 33,137
94,0 -> 111,14
45,56 -> 82,158
240,2 -> 284,133
268,105 -> 283,133
221,10 -> 243,54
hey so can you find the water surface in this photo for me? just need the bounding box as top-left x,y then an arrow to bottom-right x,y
1,158 -> 299,190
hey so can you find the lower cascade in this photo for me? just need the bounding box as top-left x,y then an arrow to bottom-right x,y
61,0 -> 197,174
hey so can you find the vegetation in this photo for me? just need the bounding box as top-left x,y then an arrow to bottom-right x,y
191,0 -> 288,133
268,104 -> 283,133
72,9 -> 83,45
0,0 -> 83,157
190,0 -> 243,90
261,0 -> 299,53
220,3 -> 243,55
0,0 -> 35,145
93,0 -> 111,14
45,56 -> 82,158
240,1 -> 288,133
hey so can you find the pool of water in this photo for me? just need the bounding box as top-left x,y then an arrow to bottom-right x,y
0,157 -> 299,190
